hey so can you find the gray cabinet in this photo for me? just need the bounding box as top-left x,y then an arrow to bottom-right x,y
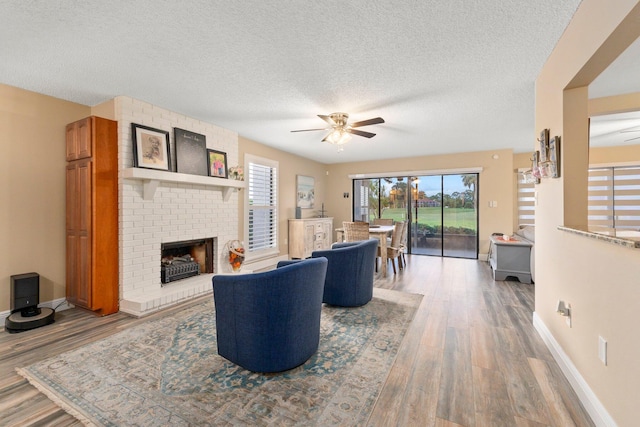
288,218 -> 333,259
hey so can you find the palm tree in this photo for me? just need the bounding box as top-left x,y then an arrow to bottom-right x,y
461,174 -> 477,205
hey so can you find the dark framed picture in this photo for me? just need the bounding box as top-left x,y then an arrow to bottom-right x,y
207,149 -> 228,178
175,128 -> 208,176
538,128 -> 550,162
131,123 -> 170,171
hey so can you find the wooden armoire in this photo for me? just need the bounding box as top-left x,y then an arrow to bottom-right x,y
66,116 -> 119,315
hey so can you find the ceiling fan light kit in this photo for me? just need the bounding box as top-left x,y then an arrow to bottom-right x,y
292,112 -> 385,151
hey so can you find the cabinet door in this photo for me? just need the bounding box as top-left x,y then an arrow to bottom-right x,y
65,160 -> 93,309
321,221 -> 332,248
65,122 -> 78,161
77,159 -> 92,308
303,223 -> 316,258
66,117 -> 92,161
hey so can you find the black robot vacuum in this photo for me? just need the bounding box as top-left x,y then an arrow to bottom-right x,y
5,273 -> 55,333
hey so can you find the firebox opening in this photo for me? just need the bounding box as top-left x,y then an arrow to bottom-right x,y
161,238 -> 215,285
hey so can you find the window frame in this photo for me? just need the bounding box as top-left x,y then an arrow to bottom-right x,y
243,154 -> 279,261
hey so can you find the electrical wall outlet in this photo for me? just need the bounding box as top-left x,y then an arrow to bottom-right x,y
599,336 -> 607,365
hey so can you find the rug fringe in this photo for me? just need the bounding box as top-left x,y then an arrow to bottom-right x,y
15,367 -> 98,427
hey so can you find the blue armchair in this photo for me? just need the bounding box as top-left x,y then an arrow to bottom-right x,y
212,257 -> 328,373
311,238 -> 378,307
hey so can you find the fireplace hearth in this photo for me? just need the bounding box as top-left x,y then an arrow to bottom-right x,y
161,238 -> 215,285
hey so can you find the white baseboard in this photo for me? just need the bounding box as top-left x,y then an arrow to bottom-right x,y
1,297 -> 73,330
532,312 -> 617,427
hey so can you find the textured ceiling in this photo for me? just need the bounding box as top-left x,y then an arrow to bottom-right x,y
0,1 -> 637,164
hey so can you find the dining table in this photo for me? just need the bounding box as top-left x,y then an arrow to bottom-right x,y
335,224 -> 395,275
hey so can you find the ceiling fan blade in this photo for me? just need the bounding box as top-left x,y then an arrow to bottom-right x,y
346,128 -> 376,138
291,128 -> 327,133
318,114 -> 336,125
620,129 -> 640,133
624,136 -> 640,142
350,117 -> 385,128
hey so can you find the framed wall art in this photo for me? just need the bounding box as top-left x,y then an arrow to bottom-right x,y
207,149 -> 228,178
131,123 -> 171,171
175,128 -> 208,176
296,175 -> 315,209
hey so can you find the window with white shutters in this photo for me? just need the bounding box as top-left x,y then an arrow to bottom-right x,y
245,155 -> 278,258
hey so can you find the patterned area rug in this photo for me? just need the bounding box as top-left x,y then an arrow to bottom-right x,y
18,288 -> 422,426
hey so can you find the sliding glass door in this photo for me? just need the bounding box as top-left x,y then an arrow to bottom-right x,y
354,173 -> 478,259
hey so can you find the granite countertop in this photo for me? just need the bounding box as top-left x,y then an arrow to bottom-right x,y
558,225 -> 640,249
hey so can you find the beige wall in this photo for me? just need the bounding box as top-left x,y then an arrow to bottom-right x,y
238,136 -> 329,257
0,84 -> 90,312
325,148 -> 515,255
535,1 -> 640,425
590,143 -> 640,165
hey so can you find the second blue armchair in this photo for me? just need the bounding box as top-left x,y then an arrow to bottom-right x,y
312,238 -> 378,307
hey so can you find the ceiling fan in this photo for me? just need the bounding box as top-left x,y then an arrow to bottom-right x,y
291,112 -> 385,151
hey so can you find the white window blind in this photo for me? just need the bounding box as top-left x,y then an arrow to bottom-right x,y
588,166 -> 640,229
247,157 -> 278,255
517,171 -> 535,226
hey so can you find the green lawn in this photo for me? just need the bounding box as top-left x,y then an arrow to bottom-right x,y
377,207 -> 477,230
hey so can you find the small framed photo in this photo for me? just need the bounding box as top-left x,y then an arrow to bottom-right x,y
175,128 -> 208,176
207,149 -> 228,178
296,175 -> 315,208
131,123 -> 170,171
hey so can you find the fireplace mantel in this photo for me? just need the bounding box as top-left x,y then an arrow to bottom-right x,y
122,167 -> 245,201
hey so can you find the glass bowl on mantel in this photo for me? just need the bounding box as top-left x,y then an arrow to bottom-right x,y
224,240 -> 245,273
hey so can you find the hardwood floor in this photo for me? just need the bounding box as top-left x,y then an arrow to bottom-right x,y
0,256 -> 594,426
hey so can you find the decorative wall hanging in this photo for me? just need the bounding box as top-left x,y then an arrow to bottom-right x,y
131,123 -> 171,171
522,150 -> 541,184
538,128 -> 550,162
175,128 -> 208,176
296,175 -> 315,209
207,149 -> 228,178
547,135 -> 561,178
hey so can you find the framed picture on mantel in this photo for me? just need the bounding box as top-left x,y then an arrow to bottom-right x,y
207,149 -> 228,178
132,123 -> 170,171
175,128 -> 208,176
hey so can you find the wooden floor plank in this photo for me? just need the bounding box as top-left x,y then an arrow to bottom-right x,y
472,365 -> 516,427
436,327 -> 475,426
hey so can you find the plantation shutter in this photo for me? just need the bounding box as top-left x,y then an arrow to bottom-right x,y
588,166 -> 640,230
517,170 -> 535,226
248,158 -> 277,253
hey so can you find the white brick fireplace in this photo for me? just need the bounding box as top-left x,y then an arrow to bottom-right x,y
114,97 -> 241,316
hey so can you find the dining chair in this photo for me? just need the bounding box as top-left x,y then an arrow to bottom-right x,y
377,221 -> 404,274
342,221 -> 370,242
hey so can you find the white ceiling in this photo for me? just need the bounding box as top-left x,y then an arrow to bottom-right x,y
0,1 -> 638,164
